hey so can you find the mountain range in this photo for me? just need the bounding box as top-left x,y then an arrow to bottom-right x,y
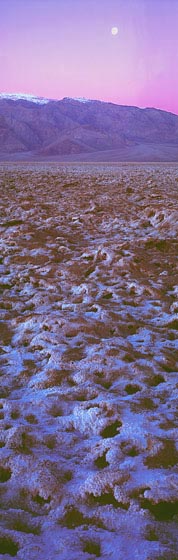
0,93 -> 178,161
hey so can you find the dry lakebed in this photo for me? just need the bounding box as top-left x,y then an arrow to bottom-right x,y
0,163 -> 178,560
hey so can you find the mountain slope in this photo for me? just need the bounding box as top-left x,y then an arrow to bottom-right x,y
0,94 -> 178,161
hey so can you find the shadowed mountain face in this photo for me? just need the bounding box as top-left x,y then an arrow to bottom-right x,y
0,96 -> 178,160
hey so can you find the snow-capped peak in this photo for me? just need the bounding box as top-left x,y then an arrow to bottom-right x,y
62,97 -> 92,104
0,93 -> 100,105
0,93 -> 51,104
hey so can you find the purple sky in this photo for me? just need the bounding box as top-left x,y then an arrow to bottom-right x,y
1,0 -> 178,114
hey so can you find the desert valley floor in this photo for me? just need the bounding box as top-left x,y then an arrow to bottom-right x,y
0,163 -> 178,560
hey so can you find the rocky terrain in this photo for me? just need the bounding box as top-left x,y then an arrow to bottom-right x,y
0,163 -> 178,559
0,95 -> 178,161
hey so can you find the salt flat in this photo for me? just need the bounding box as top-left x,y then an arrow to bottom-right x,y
0,164 -> 178,559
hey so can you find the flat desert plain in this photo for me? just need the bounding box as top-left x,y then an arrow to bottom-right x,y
0,164 -> 178,560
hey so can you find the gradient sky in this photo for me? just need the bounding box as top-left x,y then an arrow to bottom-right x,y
1,0 -> 178,114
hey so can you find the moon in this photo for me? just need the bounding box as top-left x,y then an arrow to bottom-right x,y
111,26 -> 118,36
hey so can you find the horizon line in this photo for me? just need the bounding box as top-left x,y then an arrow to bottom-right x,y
0,161 -> 178,166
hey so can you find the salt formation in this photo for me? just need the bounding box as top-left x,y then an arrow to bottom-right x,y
0,164 -> 178,559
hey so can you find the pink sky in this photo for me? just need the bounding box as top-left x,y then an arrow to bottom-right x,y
1,0 -> 178,114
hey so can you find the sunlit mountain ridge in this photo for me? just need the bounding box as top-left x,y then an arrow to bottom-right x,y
0,94 -> 178,161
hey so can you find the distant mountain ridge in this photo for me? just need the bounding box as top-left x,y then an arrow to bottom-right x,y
0,93 -> 178,161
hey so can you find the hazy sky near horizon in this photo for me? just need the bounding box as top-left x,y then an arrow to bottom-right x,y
1,0 -> 178,114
